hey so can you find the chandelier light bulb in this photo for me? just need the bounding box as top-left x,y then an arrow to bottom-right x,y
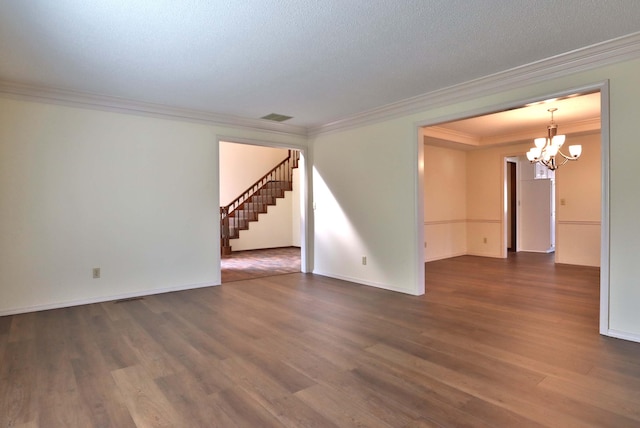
553,134 -> 566,147
569,145 -> 582,158
526,108 -> 581,171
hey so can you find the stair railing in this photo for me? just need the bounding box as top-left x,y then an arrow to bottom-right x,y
221,150 -> 299,254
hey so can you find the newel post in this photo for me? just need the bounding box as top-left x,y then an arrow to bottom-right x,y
220,206 -> 232,255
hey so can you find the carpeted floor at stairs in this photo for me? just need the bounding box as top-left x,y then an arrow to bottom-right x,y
221,246 -> 301,283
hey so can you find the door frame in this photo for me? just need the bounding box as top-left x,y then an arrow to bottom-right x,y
215,135 -> 312,275
416,80 -> 610,336
505,157 -> 518,253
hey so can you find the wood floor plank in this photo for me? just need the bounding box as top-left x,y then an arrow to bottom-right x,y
111,365 -> 183,428
212,386 -> 283,428
8,312 -> 36,342
295,382 -> 397,428
1,252 -> 640,427
154,370 -> 240,428
0,340 -> 38,427
221,356 -> 339,427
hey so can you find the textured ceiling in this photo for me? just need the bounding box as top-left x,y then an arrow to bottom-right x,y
1,1 -> 640,128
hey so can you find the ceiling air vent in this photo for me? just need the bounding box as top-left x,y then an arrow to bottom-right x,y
261,113 -> 293,122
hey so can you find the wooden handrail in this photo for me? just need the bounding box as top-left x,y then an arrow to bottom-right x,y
221,150 -> 299,254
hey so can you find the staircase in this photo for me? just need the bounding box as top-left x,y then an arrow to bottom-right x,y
220,150 -> 299,255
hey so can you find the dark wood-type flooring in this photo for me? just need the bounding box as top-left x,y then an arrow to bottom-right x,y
2,252 -> 640,427
221,247 -> 301,283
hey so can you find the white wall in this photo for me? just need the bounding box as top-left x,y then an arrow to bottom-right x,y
3,57 -> 640,340
424,144 -> 467,261
311,121 -> 420,294
0,97 -> 306,315
311,57 -> 640,338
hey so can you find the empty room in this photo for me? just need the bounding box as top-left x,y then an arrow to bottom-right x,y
2,2 -> 640,427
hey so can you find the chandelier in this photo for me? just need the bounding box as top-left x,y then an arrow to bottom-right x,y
526,108 -> 582,170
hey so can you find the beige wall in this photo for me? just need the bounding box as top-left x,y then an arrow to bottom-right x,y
555,133 -> 601,266
424,137 -> 600,264
424,144 -> 467,261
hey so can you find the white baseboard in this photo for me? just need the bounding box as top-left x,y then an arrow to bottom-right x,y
0,281 -> 220,316
604,329 -> 640,344
312,270 -> 421,296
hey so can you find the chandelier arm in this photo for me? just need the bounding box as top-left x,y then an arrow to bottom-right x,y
556,156 -> 570,168
556,150 -> 579,161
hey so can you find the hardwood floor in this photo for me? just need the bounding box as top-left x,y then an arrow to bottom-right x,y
2,252 -> 640,427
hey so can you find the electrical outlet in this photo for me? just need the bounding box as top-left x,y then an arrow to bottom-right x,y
92,268 -> 101,279
362,256 -> 367,265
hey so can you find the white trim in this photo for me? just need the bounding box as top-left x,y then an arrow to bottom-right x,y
217,136 -> 312,274
0,80 -> 308,137
1,33 -> 639,139
217,135 -> 306,150
606,329 -> 640,344
312,271 -> 421,296
0,281 -> 218,317
311,32 -> 640,136
599,81 -> 611,336
415,126 -> 425,295
424,127 -> 481,146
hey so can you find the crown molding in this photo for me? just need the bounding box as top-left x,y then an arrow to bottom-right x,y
424,127 -> 481,146
309,31 -> 640,136
0,81 -> 308,137
425,117 -> 600,150
1,32 -> 638,139
480,117 -> 601,146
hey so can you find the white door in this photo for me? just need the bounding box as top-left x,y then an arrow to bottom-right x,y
520,178 -> 554,253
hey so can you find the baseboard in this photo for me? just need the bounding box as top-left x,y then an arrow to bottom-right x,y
604,329 -> 640,344
465,251 -> 503,258
312,270 -> 421,296
0,281 -> 220,316
425,251 -> 466,262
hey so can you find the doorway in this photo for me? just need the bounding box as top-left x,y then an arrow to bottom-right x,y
419,83 -> 609,334
217,138 -> 310,283
506,159 -> 517,252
